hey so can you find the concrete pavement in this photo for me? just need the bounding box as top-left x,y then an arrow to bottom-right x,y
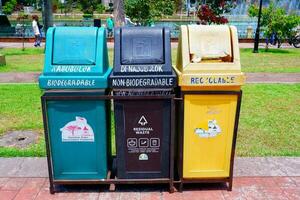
0,157 -> 299,200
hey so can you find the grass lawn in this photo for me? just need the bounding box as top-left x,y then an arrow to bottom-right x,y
0,48 -> 299,73
240,48 -> 300,73
0,84 -> 45,156
0,83 -> 299,157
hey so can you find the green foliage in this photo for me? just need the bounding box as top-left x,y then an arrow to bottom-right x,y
124,0 -> 175,26
82,13 -> 93,18
17,0 -> 36,6
17,12 -> 29,20
2,0 -> 17,15
204,0 -> 236,15
96,4 -> 106,14
78,0 -> 101,15
248,2 -> 300,39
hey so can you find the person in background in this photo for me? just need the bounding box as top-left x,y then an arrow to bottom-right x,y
32,15 -> 41,47
106,14 -> 114,37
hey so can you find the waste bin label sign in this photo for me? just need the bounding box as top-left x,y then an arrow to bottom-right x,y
190,76 -> 236,85
138,116 -> 148,126
111,77 -> 174,87
47,79 -> 96,87
126,114 -> 160,154
194,120 -> 221,138
122,102 -> 165,173
139,153 -> 148,161
60,116 -> 94,142
51,65 -> 92,73
120,65 -> 164,73
183,74 -> 245,86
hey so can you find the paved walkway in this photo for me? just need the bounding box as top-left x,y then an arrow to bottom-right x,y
0,177 -> 299,200
0,72 -> 299,84
0,157 -> 299,200
1,157 -> 299,178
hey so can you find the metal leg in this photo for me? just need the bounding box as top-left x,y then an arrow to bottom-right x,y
49,184 -> 55,194
228,180 -> 233,191
169,182 -> 175,193
179,182 -> 183,192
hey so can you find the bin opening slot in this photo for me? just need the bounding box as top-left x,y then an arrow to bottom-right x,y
188,25 -> 234,64
121,28 -> 165,65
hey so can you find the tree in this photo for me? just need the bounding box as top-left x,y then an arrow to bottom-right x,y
42,0 -> 53,33
197,0 -> 236,24
124,0 -> 175,26
248,2 -> 300,46
174,0 -> 182,13
78,0 -> 100,15
114,0 -> 125,27
2,0 -> 17,15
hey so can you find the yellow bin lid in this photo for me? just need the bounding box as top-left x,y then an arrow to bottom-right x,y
175,25 -> 245,88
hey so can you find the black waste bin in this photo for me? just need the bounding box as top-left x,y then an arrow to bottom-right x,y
110,27 -> 177,180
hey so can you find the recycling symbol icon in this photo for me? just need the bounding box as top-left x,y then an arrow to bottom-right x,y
138,116 -> 148,126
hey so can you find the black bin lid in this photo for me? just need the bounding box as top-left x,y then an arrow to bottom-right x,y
121,28 -> 164,65
110,27 -> 176,89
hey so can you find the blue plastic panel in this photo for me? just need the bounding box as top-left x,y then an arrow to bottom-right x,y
52,27 -> 97,65
39,27 -> 111,89
46,99 -> 107,180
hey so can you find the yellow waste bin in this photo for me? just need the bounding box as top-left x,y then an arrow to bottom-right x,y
175,25 -> 245,191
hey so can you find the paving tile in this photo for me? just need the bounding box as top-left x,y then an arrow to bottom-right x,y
0,178 -> 9,190
222,189 -> 246,200
234,157 -> 287,177
233,177 -> 258,188
34,189 -> 56,200
268,158 -> 300,177
1,178 -> 27,191
254,177 -> 278,188
0,158 -> 24,178
16,158 -> 48,178
162,191 -> 183,200
119,191 -> 140,200
240,186 -> 266,200
23,178 -> 46,189
182,190 -> 224,200
140,192 -> 162,200
14,188 -> 41,200
290,177 -> 300,186
0,190 -> 18,200
282,188 -> 300,200
54,192 -> 99,200
41,179 -> 50,189
272,177 -> 298,188
98,192 -> 121,200
261,188 -> 289,200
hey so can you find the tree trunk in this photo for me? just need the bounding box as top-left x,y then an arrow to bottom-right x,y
175,0 -> 183,13
42,0 -> 53,33
113,0 -> 125,27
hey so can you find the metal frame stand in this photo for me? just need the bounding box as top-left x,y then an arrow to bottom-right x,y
41,92 -> 176,194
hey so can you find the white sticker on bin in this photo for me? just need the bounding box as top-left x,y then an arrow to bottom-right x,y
195,119 -> 221,138
60,116 -> 94,142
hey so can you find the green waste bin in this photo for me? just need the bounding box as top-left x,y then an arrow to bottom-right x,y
39,27 -> 112,193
